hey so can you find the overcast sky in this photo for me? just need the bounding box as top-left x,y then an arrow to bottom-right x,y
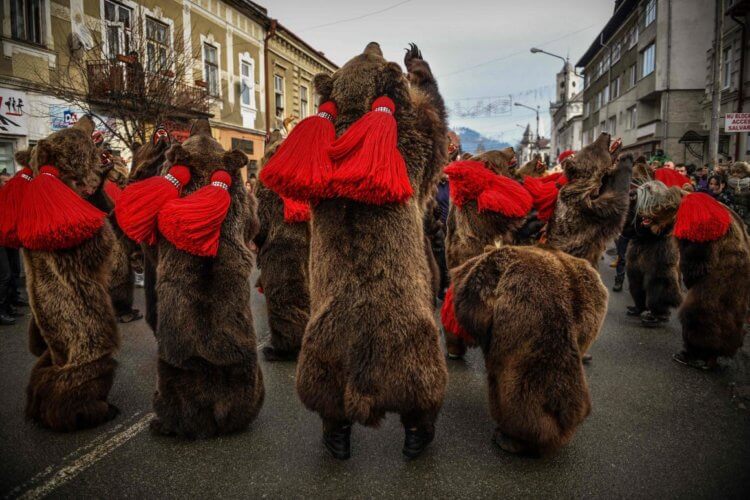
264,0 -> 614,145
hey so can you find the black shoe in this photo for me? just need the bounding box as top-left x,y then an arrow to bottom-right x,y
626,306 -> 643,317
640,311 -> 663,328
323,424 -> 351,460
5,304 -> 23,317
402,425 -> 435,459
262,345 -> 298,362
612,275 -> 624,292
0,314 -> 16,326
582,353 -> 593,364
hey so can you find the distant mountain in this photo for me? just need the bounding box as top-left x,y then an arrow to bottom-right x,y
454,127 -> 512,155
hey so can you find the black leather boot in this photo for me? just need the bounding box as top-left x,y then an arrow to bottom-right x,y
612,273 -> 624,292
403,425 -> 435,459
323,422 -> 351,460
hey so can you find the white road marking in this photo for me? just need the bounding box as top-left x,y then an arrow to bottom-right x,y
6,412 -> 154,500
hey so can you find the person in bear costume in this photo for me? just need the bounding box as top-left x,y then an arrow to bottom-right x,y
442,150 -> 532,359
119,128 -> 173,333
260,42 -> 448,459
634,182 -> 750,370
142,120 -> 264,437
452,244 -> 607,456
624,181 -> 683,327
516,154 -> 546,179
18,116 -> 120,431
545,133 -> 632,267
254,132 -> 311,361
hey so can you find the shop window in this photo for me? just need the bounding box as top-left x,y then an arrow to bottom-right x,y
0,141 -> 16,174
11,0 -> 45,46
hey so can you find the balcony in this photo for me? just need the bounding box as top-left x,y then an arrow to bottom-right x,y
86,58 -> 210,116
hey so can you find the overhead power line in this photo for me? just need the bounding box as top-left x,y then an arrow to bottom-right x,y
437,24 -> 598,78
300,0 -> 414,32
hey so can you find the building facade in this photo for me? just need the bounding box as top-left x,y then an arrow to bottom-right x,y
698,0 -> 750,164
0,0 -> 336,174
549,62 -> 584,160
576,0 -> 713,163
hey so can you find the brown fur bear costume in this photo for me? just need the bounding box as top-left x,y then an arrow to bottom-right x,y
624,182 -> 682,326
127,131 -> 173,332
443,149 -> 530,358
24,117 -> 120,431
452,245 -> 607,455
292,43 -> 449,459
254,137 -> 311,361
150,121 -> 264,438
545,134 -> 632,267
636,183 -> 750,369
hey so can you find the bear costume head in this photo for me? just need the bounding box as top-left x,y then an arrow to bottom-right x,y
129,128 -> 172,183
32,116 -> 102,197
561,132 -> 619,184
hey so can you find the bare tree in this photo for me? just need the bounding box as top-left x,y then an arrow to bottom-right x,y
23,8 -> 210,150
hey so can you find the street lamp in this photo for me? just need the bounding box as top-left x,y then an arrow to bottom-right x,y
515,102 -> 540,157
530,47 -> 571,106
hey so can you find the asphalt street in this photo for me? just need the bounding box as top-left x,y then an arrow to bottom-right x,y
1,261 -> 749,499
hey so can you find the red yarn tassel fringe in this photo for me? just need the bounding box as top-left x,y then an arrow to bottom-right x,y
674,192 -> 732,243
115,165 -> 191,245
441,285 -> 474,343
282,197 -> 311,223
328,96 -> 413,205
654,168 -> 691,188
104,180 -> 122,204
259,101 -> 337,201
444,161 -> 532,217
18,166 -> 106,251
0,168 -> 33,248
158,170 -> 232,257
523,175 -> 560,222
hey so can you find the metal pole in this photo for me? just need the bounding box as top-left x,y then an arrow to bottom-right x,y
708,0 -> 724,169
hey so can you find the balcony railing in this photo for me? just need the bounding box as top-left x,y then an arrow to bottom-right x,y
86,59 -> 209,115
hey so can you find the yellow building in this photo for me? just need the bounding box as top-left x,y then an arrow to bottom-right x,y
0,0 -> 336,174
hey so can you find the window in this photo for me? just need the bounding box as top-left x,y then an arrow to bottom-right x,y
10,0 -> 44,45
608,116 -> 617,135
603,84 -> 609,104
612,42 -> 621,64
274,75 -> 284,118
146,18 -> 170,73
584,101 -> 590,116
628,106 -> 637,129
627,25 -> 639,49
600,121 -> 606,134
203,43 -> 219,96
629,64 -> 637,87
104,0 -> 132,58
644,0 -> 656,27
611,76 -> 620,99
300,85 -> 309,119
641,43 -> 655,77
723,46 -> 733,90
0,141 -> 15,174
240,58 -> 254,108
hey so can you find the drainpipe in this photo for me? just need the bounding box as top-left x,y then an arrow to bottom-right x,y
732,12 -> 746,160
263,19 -> 278,136
664,0 -> 671,159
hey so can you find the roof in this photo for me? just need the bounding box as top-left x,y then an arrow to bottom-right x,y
575,0 -> 638,68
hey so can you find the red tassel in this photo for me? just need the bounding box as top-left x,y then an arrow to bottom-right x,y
259,101 -> 337,200
441,285 -> 474,342
328,96 -> 413,205
674,192 -> 732,243
523,175 -> 560,222
115,165 -> 191,245
104,180 -> 122,204
18,166 -> 106,251
0,168 -> 33,248
158,170 -> 232,257
540,172 -> 568,186
444,161 -> 532,217
654,168 -> 691,188
282,197 -> 311,223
